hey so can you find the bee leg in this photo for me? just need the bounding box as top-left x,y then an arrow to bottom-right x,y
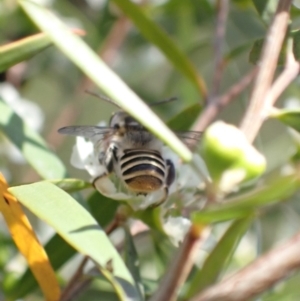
150,160 -> 175,208
150,186 -> 169,208
92,162 -> 111,189
92,172 -> 116,195
94,144 -> 118,194
166,159 -> 175,186
92,173 -> 107,187
101,143 -> 118,173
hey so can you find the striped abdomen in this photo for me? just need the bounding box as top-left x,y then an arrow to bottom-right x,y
120,149 -> 166,193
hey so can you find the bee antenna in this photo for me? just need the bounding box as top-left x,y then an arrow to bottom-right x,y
150,97 -> 177,107
85,90 -> 121,108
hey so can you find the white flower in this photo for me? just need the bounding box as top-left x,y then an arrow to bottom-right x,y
69,120 -> 206,210
163,216 -> 191,247
71,134 -> 175,210
71,136 -> 105,177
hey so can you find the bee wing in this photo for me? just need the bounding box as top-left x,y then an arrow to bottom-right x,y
175,130 -> 202,147
58,126 -> 115,139
125,127 -> 202,146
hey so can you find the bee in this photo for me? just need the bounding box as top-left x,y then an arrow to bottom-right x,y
58,94 -> 201,207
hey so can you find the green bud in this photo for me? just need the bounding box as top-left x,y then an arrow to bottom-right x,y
202,121 -> 266,191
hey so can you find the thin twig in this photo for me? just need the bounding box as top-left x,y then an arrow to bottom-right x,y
192,67 -> 258,134
210,0 -> 229,100
60,256 -> 89,301
191,231 -> 300,301
149,225 -> 209,301
60,221 -> 149,301
240,0 -> 293,142
59,214 -> 123,301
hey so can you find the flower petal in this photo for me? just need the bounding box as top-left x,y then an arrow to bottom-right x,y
163,216 -> 192,247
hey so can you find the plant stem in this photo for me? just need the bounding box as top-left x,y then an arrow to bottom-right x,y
191,231 -> 300,301
240,0 -> 293,142
210,0 -> 229,101
192,67 -> 258,134
149,225 -> 209,301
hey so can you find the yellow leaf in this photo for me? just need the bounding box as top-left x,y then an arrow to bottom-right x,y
0,173 -> 60,301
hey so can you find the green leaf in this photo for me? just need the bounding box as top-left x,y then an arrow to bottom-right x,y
248,38 -> 263,65
87,190 -> 119,227
6,190 -> 119,300
133,209 -> 174,278
124,226 -> 145,300
270,108 -> 300,132
0,33 -> 52,72
224,42 -> 253,63
151,230 -> 175,278
185,215 -> 253,298
134,207 -> 164,234
192,173 -> 300,224
249,29 -> 300,66
111,0 -> 207,98
292,30 -> 300,60
51,178 -> 92,192
249,37 -> 286,66
167,103 -> 202,131
0,98 -> 66,179
9,182 -> 140,301
0,29 -> 84,73
19,0 -> 192,162
252,0 -> 277,23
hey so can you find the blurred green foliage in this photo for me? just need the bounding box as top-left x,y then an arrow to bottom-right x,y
1,1 -> 300,301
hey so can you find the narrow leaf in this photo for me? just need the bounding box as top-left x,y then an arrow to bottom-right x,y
0,30 -> 84,72
0,174 -> 60,301
134,208 -> 164,234
167,103 -> 202,131
185,215 -> 253,298
192,173 -> 300,224
292,29 -> 300,60
112,0 -> 207,98
9,181 -> 140,300
269,108 -> 300,132
224,43 -> 253,63
0,33 -> 51,72
252,0 -> 277,23
0,98 -> 66,179
51,178 -> 92,192
19,0 -> 192,162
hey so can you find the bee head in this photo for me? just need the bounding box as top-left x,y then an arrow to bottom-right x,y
109,111 -> 141,129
